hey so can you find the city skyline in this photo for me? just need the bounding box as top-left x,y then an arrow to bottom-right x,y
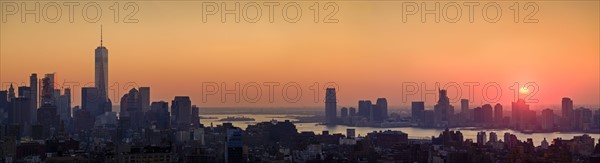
0,1 -> 599,162
1,1 -> 598,107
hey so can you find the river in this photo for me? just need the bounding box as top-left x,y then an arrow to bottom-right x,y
200,114 -> 600,146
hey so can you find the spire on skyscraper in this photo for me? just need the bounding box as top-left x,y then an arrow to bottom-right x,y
100,25 -> 103,47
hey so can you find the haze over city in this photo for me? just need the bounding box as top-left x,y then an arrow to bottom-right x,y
1,1 -> 598,108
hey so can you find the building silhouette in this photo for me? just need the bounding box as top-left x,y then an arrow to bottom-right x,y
340,107 -> 348,118
375,98 -> 388,121
541,108 -> 554,131
460,99 -> 469,121
434,89 -> 454,126
562,97 -> 573,129
358,100 -> 372,119
411,101 -> 424,122
511,99 -> 530,129
172,96 -> 192,129
29,73 -> 38,122
81,87 -> 101,117
95,26 -> 112,117
325,88 -> 337,125
494,103 -> 503,124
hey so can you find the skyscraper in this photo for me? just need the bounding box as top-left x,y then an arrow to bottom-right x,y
0,90 -> 8,122
8,84 -> 15,100
411,101 -> 425,122
358,100 -> 372,118
489,132 -> 498,142
150,101 -> 170,129
511,99 -> 529,129
29,73 -> 38,113
82,87 -> 100,117
57,88 -> 71,127
562,97 -> 573,129
481,104 -> 493,124
541,108 -> 554,131
325,88 -> 337,124
225,128 -> 244,163
461,99 -> 470,121
349,107 -> 356,117
172,96 -> 192,128
120,88 -> 145,129
434,89 -> 454,125
476,131 -> 486,146
191,105 -> 200,127
95,26 -> 109,104
473,107 -> 483,123
494,103 -> 503,124
340,107 -> 348,118
139,87 -> 150,112
40,74 -> 56,105
376,98 -> 388,121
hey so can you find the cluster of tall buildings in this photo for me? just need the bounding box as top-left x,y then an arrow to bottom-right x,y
324,88 -> 389,126
410,90 -> 600,132
0,28 -> 203,142
0,73 -> 72,139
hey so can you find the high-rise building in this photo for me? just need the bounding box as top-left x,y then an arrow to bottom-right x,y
541,108 -> 554,131
139,87 -> 150,112
8,84 -> 16,100
460,99 -> 469,112
511,99 -> 529,129
348,107 -> 356,117
120,88 -> 146,129
325,88 -> 337,124
461,99 -> 471,121
17,85 -> 32,128
494,103 -> 503,124
172,96 -> 192,129
17,86 -> 30,98
489,132 -> 498,142
473,107 -> 483,123
476,131 -> 486,145
573,107 -> 593,130
82,87 -> 101,117
411,101 -> 425,122
150,101 -> 170,129
562,97 -> 573,129
481,104 -> 493,124
37,103 -> 60,137
57,88 -> 71,127
340,107 -> 348,118
191,105 -> 200,127
40,74 -> 56,105
29,74 -> 38,111
0,90 -> 8,123
95,26 -> 109,103
422,110 -> 435,127
376,98 -> 388,121
369,104 -> 378,121
358,100 -> 372,118
225,128 -> 244,163
15,96 -> 36,137
12,97 -> 30,131
73,106 -> 94,132
434,89 -> 454,125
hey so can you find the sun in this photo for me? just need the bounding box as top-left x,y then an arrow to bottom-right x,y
519,87 -> 529,94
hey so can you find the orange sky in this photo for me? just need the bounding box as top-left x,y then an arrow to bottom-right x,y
1,1 -> 598,109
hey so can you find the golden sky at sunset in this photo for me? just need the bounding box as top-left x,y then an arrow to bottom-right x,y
1,1 -> 598,109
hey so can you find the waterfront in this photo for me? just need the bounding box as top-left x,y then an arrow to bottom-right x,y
201,114 -> 600,146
